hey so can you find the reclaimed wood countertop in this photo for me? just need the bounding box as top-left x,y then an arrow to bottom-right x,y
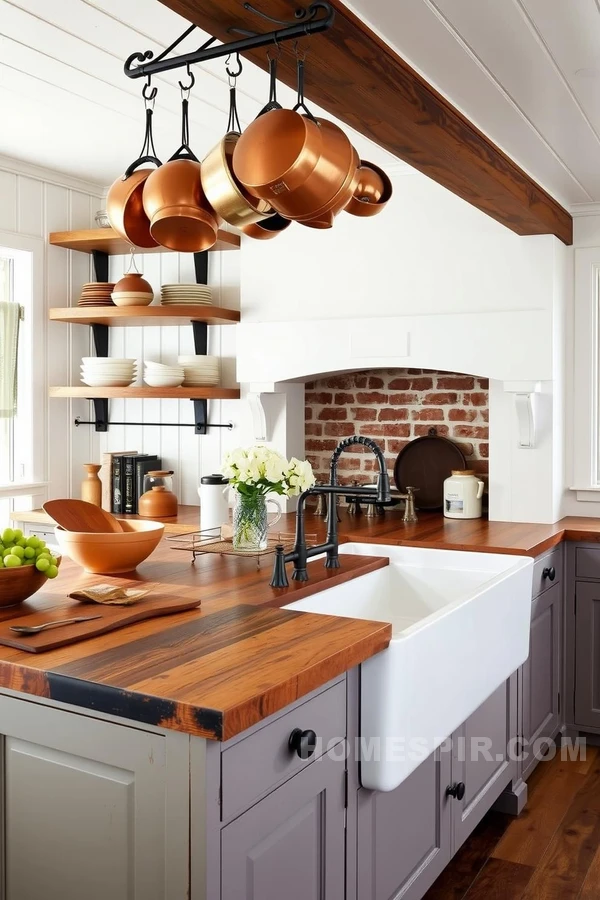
5,503 -> 600,740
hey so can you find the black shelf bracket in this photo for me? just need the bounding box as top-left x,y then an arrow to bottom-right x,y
92,250 -> 109,283
194,399 -> 208,436
123,2 -> 334,81
91,323 -> 109,358
86,399 -> 109,432
192,321 -> 208,355
194,251 -> 208,286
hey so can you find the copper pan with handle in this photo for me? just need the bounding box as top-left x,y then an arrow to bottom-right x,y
344,160 -> 393,217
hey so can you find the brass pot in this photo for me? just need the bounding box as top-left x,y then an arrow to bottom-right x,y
240,212 -> 292,240
201,132 -> 273,229
344,160 -> 393,218
143,157 -> 220,252
106,158 -> 161,249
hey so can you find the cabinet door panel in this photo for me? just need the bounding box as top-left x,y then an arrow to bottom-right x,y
0,695 -> 185,900
221,753 -> 345,900
357,749 -> 451,900
575,581 -> 600,728
522,583 -> 562,780
452,679 -> 515,851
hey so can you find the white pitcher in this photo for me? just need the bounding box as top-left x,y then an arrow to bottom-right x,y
443,470 -> 484,519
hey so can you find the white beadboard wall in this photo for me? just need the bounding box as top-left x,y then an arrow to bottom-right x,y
0,156 -> 103,511
99,249 -> 245,506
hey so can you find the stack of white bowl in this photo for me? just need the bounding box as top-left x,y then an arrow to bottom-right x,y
81,358 -> 137,387
178,355 -> 220,386
144,360 -> 184,388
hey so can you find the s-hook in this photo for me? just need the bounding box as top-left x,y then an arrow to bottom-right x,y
142,74 -> 157,103
178,63 -> 195,94
225,51 -> 243,80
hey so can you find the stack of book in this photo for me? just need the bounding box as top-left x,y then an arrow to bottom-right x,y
100,451 -> 162,515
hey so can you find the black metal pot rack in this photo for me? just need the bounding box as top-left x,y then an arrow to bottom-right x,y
78,250 -> 233,435
123,2 -> 334,82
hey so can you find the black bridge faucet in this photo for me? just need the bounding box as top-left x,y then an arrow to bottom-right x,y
270,436 -> 391,588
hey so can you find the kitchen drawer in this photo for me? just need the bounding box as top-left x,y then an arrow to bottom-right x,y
532,546 -> 563,599
221,679 -> 346,821
575,545 -> 600,581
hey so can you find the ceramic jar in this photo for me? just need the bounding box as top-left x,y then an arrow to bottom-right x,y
443,470 -> 485,519
81,463 -> 102,507
198,474 -> 229,532
138,470 -> 178,518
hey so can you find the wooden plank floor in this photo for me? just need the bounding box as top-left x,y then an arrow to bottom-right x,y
424,747 -> 600,899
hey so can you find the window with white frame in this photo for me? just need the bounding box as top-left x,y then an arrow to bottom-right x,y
573,248 -> 600,499
0,240 -> 40,523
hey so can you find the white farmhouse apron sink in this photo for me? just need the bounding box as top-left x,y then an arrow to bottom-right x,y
284,543 -> 533,792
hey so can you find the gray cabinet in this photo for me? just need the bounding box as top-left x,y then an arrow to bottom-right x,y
574,580 -> 600,728
356,748 -> 451,900
451,678 -> 516,851
521,582 -> 562,779
0,694 -> 189,900
221,751 -> 346,900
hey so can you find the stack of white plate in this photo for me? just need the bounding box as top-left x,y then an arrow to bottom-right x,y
144,360 -> 184,388
81,358 -> 137,387
160,284 -> 213,306
177,355 -> 220,386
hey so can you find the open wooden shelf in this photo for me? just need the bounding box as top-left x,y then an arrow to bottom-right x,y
49,386 -> 240,400
48,227 -> 240,255
49,305 -> 240,327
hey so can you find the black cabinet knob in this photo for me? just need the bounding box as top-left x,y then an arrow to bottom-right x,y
446,782 -> 466,801
289,728 -> 317,760
542,566 -> 556,581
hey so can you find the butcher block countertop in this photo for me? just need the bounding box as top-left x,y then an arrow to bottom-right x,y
0,546 -> 390,742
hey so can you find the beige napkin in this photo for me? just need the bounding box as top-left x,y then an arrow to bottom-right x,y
69,584 -> 151,606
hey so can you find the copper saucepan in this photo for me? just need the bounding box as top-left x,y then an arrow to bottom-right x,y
107,107 -> 162,248
240,212 -> 292,240
344,160 -> 393,217
143,98 -> 220,253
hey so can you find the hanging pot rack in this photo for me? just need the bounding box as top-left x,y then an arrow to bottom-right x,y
124,2 -> 335,82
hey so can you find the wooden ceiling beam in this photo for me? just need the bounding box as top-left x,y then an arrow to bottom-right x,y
157,0 -> 573,244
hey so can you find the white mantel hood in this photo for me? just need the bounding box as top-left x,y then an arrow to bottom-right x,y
236,308 -> 552,387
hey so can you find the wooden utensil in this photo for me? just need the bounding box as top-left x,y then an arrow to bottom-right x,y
43,499 -> 124,534
10,616 -> 101,634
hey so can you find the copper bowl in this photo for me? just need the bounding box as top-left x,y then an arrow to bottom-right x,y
240,212 -> 292,240
143,159 -> 220,252
233,109 -> 323,201
107,164 -> 160,249
344,160 -> 393,217
201,132 -> 273,229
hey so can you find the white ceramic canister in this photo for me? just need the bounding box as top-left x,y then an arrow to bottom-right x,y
198,474 -> 230,531
443,469 -> 484,519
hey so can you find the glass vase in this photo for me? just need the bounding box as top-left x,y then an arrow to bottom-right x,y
233,492 -> 281,551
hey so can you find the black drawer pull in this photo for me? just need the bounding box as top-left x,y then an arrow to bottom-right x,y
289,728 -> 317,760
446,782 -> 466,801
543,566 -> 556,581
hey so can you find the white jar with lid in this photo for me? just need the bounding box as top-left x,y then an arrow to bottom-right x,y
443,470 -> 484,519
198,474 -> 230,532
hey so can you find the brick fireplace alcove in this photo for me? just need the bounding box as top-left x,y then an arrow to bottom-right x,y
304,368 -> 489,490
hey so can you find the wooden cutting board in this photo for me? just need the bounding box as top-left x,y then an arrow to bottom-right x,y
0,588 -> 201,652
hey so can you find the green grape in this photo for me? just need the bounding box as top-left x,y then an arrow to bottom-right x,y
46,564 -> 58,579
38,540 -> 46,549
0,557 -> 4,568
23,547 -> 35,559
16,538 -> 26,548
12,529 -> 23,541
23,558 -> 35,566
4,555 -> 21,568
2,547 -> 13,559
36,551 -> 50,560
35,558 -> 49,573
26,536 -> 40,549
1,528 -> 14,544
10,546 -> 25,559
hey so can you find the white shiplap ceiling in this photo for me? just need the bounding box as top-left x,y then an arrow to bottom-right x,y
0,0 -> 401,189
348,0 -> 600,208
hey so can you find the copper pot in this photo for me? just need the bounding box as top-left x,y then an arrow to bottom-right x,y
240,212 -> 292,240
107,157 -> 161,249
201,132 -> 273,229
143,156 -> 219,252
344,160 -> 393,218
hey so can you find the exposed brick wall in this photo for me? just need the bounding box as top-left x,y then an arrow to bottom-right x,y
305,369 -> 489,489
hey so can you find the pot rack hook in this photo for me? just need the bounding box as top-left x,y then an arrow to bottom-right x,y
225,51 -> 243,81
142,74 -> 157,104
178,63 -> 195,95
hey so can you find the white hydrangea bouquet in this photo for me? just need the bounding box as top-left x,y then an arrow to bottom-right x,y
222,446 -> 315,551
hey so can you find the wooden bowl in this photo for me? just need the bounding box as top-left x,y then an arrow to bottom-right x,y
0,558 -> 61,607
54,520 -> 164,574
